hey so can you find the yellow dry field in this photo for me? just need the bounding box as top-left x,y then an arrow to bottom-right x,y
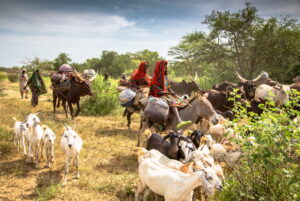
0,80 -> 145,201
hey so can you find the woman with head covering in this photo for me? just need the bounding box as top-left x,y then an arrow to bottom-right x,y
19,69 -> 28,99
149,60 -> 192,129
130,61 -> 151,88
25,69 -> 47,107
130,61 -> 152,106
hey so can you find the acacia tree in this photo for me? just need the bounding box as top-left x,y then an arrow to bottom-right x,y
170,3 -> 300,84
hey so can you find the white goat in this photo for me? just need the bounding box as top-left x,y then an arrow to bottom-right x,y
61,124 -> 82,185
12,117 -> 27,155
25,113 -> 43,168
135,158 -> 216,201
41,125 -> 56,168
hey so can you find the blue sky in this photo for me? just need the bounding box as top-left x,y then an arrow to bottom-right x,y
0,0 -> 299,67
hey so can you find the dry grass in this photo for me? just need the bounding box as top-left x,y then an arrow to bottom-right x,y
0,80 -> 147,201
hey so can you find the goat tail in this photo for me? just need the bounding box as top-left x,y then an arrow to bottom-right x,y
13,117 -> 17,122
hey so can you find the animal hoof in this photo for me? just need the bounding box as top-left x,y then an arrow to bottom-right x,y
76,174 -> 80,179
61,181 -> 67,186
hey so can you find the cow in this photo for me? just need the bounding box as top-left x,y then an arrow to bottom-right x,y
52,73 -> 97,119
169,80 -> 200,96
254,84 -> 290,106
212,81 -> 238,92
202,89 -> 235,113
235,71 -> 270,100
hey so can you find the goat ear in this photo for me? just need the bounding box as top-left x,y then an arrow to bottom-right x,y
193,164 -> 204,171
134,147 -> 146,156
180,162 -> 194,173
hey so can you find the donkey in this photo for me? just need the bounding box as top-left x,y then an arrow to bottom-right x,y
137,93 -> 219,146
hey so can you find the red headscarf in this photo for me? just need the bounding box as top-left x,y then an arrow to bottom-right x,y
130,61 -> 151,86
149,60 -> 168,97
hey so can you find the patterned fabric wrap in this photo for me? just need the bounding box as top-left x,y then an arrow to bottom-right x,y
149,60 -> 168,97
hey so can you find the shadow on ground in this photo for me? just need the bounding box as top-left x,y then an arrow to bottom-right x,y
95,128 -> 136,140
96,153 -> 137,174
0,158 -> 36,178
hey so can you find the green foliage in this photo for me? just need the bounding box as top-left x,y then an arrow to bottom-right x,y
0,71 -> 7,81
216,90 -> 300,201
21,57 -> 54,71
81,76 -> 121,116
7,72 -> 19,82
170,3 -> 300,86
36,185 -> 61,201
53,53 -> 72,71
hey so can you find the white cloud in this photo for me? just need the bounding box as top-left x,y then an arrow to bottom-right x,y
0,10 -> 135,35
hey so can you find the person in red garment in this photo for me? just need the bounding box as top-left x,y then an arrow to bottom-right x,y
149,60 -> 192,129
130,61 -> 152,106
130,61 -> 152,87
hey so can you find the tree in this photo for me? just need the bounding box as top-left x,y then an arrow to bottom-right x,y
53,53 -> 72,70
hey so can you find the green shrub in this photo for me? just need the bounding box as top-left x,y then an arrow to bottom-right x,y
81,76 -> 121,116
216,90 -> 300,201
0,72 -> 7,81
7,72 -> 19,82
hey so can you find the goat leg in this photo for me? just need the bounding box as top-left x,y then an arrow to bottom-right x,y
75,155 -> 80,179
135,181 -> 146,201
35,144 -> 40,168
62,157 -> 70,186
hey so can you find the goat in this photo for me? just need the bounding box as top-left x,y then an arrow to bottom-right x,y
135,158 -> 216,201
41,125 -> 56,168
61,124 -> 83,185
188,130 -> 204,149
24,113 -> 43,168
135,147 -> 195,201
146,132 -> 195,161
12,117 -> 27,155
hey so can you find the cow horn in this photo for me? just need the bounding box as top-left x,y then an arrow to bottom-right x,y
74,70 -> 85,82
235,71 -> 247,83
252,71 -> 269,84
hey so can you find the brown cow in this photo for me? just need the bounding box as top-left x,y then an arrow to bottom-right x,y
169,80 -> 200,96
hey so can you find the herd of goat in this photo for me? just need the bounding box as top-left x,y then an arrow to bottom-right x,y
12,113 -> 82,185
10,71 -> 300,201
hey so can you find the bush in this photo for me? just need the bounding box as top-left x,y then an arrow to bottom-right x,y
7,72 -> 19,82
0,72 -> 7,81
81,76 -> 121,116
216,90 -> 300,201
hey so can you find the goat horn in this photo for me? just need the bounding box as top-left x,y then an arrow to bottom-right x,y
63,123 -> 69,130
235,71 -> 247,83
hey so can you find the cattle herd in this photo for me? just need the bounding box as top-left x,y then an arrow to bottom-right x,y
10,71 -> 300,200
